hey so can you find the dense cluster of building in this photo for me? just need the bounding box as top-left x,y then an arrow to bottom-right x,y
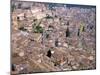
11,0 -> 96,74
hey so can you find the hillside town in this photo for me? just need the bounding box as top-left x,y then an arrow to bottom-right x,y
11,0 -> 96,74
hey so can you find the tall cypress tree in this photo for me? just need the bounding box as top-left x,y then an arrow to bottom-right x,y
47,50 -> 51,58
66,27 -> 70,37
